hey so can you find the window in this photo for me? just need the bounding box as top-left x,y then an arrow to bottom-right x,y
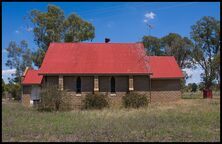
76,77 -> 81,93
111,76 -> 115,93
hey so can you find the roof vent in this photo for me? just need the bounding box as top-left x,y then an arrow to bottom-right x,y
105,38 -> 110,43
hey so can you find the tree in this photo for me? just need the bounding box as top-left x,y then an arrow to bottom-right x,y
29,5 -> 95,67
198,82 -> 205,91
6,82 -> 21,100
161,33 -> 194,69
64,14 -> 95,42
6,40 -> 32,84
2,78 -> 5,94
191,83 -> 198,92
30,5 -> 65,52
213,51 -> 220,84
190,16 -> 220,89
142,36 -> 164,55
5,40 -> 32,100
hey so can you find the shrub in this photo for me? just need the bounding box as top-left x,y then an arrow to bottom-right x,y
191,83 -> 198,92
122,92 -> 148,108
6,83 -> 21,100
83,93 -> 109,109
37,85 -> 72,111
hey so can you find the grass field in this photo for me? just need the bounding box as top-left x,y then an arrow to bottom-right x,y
2,92 -> 220,142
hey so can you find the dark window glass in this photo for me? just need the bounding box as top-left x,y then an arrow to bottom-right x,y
76,77 -> 81,93
111,76 -> 115,93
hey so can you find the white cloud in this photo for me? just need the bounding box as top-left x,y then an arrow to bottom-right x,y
2,69 -> 16,75
144,11 -> 156,23
145,12 -> 156,19
26,27 -> 33,32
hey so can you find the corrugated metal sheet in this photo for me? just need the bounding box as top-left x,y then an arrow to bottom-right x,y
38,43 -> 151,75
22,43 -> 184,84
22,69 -> 43,85
147,56 -> 184,79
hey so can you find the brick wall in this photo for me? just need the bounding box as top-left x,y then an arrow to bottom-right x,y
150,91 -> 181,102
134,75 -> 150,91
99,76 -> 129,92
150,79 -> 181,102
22,86 -> 32,107
43,76 -> 58,87
40,75 -> 182,109
23,85 -> 31,94
22,94 -> 31,107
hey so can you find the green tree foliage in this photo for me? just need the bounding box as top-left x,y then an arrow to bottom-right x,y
198,82 -> 205,91
142,33 -> 194,69
161,33 -> 194,69
2,78 -> 5,94
29,5 -> 95,67
142,34 -> 194,91
190,16 -> 220,89
5,40 -> 32,84
142,36 -> 164,56
191,83 -> 198,92
64,14 -> 95,42
5,40 -> 32,100
6,83 -> 21,100
38,85 -> 72,111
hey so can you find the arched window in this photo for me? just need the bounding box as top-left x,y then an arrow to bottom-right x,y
76,77 -> 81,93
111,76 -> 115,93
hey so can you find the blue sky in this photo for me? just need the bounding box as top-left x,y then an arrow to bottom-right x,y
2,2 -> 220,84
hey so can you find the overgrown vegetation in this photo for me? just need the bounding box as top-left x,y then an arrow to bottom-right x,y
37,85 -> 72,111
83,93 -> 109,109
181,91 -> 220,99
3,83 -> 21,100
122,92 -> 148,108
2,96 -> 220,142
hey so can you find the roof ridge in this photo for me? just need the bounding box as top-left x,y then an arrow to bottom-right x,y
50,42 -> 143,44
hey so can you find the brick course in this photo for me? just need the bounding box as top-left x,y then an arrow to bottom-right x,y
34,76 -> 182,109
151,79 -> 181,102
22,94 -> 31,107
150,91 -> 181,103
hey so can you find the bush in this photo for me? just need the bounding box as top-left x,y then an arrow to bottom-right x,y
191,83 -> 198,92
37,85 -> 72,111
83,93 -> 109,109
122,92 -> 148,108
6,83 -> 21,100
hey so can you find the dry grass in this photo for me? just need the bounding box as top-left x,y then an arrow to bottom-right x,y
2,93 -> 220,142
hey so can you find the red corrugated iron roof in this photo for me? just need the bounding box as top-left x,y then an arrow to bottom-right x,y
147,56 -> 184,79
22,43 -> 184,85
22,69 -> 43,85
39,43 -> 151,75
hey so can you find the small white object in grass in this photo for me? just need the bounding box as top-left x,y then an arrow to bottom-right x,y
110,93 -> 116,96
76,94 -> 81,97
30,100 -> 33,106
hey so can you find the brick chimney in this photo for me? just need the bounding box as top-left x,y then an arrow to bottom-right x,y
105,38 -> 110,43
